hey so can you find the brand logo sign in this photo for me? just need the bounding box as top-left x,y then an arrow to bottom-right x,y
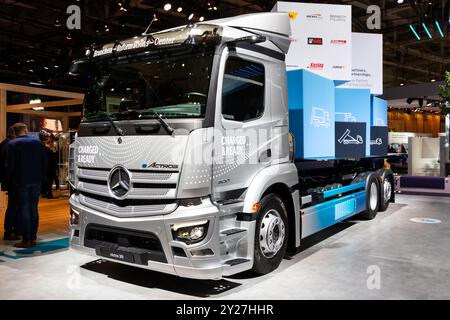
142,162 -> 179,169
108,166 -> 131,199
330,14 -> 347,22
288,11 -> 298,20
306,13 -> 323,20
331,39 -> 347,45
307,63 -> 324,70
307,37 -> 323,45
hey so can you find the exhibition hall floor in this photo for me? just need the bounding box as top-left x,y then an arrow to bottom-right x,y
0,194 -> 449,300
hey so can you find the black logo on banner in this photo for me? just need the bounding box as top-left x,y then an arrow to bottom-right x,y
370,126 -> 388,156
335,122 -> 366,158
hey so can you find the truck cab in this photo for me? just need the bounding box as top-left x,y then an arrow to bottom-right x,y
68,12 -> 394,280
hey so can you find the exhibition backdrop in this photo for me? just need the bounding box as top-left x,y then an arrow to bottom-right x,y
272,1 -> 352,82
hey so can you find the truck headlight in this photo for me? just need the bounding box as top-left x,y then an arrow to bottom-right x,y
171,220 -> 209,244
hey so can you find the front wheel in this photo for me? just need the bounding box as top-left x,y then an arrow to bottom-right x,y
358,175 -> 380,220
251,193 -> 289,275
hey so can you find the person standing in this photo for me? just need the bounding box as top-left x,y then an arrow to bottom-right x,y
5,123 -> 47,248
0,126 -> 20,240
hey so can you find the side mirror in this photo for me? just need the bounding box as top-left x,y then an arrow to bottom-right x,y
68,59 -> 94,77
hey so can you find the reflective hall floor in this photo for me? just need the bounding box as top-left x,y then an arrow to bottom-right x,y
0,193 -> 449,299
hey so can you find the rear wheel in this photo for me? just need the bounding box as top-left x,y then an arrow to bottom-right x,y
379,175 -> 393,212
251,193 -> 288,275
358,175 -> 380,220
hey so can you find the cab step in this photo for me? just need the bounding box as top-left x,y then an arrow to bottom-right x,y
220,228 -> 246,236
224,258 -> 250,266
219,228 -> 247,242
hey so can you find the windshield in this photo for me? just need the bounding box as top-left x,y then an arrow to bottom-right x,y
82,47 -> 215,122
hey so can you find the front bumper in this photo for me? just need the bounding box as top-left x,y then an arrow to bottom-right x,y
69,194 -> 253,280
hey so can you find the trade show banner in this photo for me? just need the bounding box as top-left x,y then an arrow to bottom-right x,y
287,69 -> 335,159
338,33 -> 383,95
272,1 -> 352,81
370,126 -> 388,156
335,122 -> 366,158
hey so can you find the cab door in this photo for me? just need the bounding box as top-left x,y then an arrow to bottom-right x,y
212,48 -> 272,202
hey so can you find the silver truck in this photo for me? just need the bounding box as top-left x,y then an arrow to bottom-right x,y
68,12 -> 394,279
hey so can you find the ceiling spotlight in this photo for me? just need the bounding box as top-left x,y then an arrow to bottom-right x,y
177,7 -> 183,12
400,83 -> 405,86
66,34 -> 72,40
199,16 -> 205,22
54,19 -> 61,27
164,3 -> 172,11
431,79 -> 436,82
397,0 -> 404,3
188,13 -> 194,20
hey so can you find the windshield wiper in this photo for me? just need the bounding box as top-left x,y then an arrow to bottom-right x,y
147,110 -> 174,135
101,112 -> 125,136
122,108 -> 173,135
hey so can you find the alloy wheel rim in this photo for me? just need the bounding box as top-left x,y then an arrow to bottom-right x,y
370,181 -> 378,211
259,209 -> 285,258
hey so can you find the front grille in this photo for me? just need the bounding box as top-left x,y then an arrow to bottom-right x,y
76,167 -> 179,216
79,192 -> 177,217
84,224 -> 167,264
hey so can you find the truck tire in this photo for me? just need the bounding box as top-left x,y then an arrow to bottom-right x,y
251,193 -> 289,275
358,175 -> 380,220
378,175 -> 394,212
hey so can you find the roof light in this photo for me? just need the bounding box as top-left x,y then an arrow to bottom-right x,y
188,13 -> 194,20
409,24 -> 421,40
199,16 -> 205,22
435,20 -> 444,37
177,7 -> 183,12
163,3 -> 172,11
422,23 -> 432,39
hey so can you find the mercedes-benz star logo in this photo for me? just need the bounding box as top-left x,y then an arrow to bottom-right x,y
108,166 -> 131,198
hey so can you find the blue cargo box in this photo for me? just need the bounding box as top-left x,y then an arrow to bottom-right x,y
287,69 -> 335,159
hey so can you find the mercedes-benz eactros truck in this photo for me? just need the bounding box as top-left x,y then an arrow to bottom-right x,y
68,12 -> 395,279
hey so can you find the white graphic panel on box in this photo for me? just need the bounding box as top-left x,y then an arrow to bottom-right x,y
272,1 -> 352,81
338,33 -> 383,95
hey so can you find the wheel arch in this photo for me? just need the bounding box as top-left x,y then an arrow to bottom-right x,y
261,183 -> 299,253
241,163 -> 300,252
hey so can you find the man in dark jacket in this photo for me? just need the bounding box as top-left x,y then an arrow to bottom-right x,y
6,123 -> 47,248
0,126 -> 19,240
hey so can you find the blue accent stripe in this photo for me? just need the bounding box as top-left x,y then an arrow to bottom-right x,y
323,182 -> 366,199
